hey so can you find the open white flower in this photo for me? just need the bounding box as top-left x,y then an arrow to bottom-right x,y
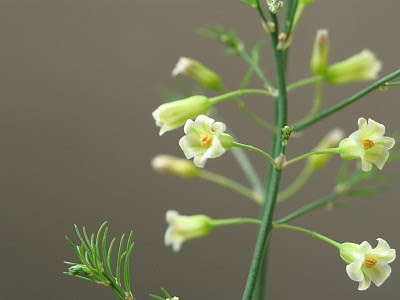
338,118 -> 395,171
179,115 -> 233,168
339,239 -> 396,290
152,96 -> 211,135
164,210 -> 213,252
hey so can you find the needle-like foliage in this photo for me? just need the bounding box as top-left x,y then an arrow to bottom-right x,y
64,222 -> 135,300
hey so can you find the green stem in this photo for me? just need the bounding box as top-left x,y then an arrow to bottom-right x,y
212,218 -> 262,227
273,223 -> 341,249
242,8 -> 288,300
383,81 -> 400,87
276,192 -> 338,224
304,79 -> 323,119
233,142 -> 275,165
293,69 -> 400,131
286,75 -> 322,92
220,86 -> 276,133
277,166 -> 313,202
239,50 -> 274,91
198,170 -> 262,204
284,148 -> 339,167
209,89 -> 275,105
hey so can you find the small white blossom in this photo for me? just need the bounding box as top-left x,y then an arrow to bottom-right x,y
164,210 -> 213,252
179,115 -> 233,168
267,0 -> 283,14
340,239 -> 396,290
338,118 -> 395,171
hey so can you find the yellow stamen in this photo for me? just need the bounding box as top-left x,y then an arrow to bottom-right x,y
200,133 -> 213,148
363,256 -> 378,269
363,139 -> 375,150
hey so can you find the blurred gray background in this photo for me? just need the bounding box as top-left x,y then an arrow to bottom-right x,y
0,0 -> 399,299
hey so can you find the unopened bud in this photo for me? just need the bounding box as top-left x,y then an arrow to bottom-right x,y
274,154 -> 286,169
307,128 -> 345,170
281,126 -> 292,146
311,29 -> 329,75
172,57 -> 224,91
151,155 -> 199,178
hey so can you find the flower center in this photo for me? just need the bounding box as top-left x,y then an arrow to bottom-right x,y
363,256 -> 378,269
200,133 -> 213,148
363,139 -> 375,150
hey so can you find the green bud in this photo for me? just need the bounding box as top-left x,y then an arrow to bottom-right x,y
68,264 -> 92,277
311,29 -> 329,75
151,155 -> 199,178
172,57 -> 224,92
307,128 -> 344,170
152,96 -> 211,135
326,50 -> 382,84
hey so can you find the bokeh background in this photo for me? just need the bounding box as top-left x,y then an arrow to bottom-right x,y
1,0 -> 399,299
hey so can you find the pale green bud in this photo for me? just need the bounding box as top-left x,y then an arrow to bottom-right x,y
172,57 -> 224,92
152,96 -> 211,135
326,50 -> 382,84
151,155 -> 199,178
311,29 -> 329,75
164,210 -> 213,252
307,128 -> 344,170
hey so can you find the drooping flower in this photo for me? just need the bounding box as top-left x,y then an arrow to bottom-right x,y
179,115 -> 233,168
164,210 -> 213,252
339,239 -> 396,290
152,96 -> 211,135
338,118 -> 395,171
172,57 -> 224,91
151,155 -> 199,178
325,50 -> 381,84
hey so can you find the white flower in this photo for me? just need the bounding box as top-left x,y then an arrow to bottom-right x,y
326,50 -> 381,84
339,239 -> 396,290
172,57 -> 223,91
152,96 -> 211,135
179,115 -> 233,168
338,118 -> 395,172
164,210 -> 213,252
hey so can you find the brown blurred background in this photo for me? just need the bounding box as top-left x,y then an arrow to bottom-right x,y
0,0 -> 399,299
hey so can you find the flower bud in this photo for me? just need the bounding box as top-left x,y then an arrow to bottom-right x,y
326,50 -> 382,84
307,128 -> 345,170
68,264 -> 92,277
172,57 -> 224,92
311,29 -> 329,75
164,210 -> 213,252
152,96 -> 211,135
151,155 -> 199,178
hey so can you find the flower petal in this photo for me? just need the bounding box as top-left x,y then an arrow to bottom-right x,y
359,241 -> 372,253
374,238 -> 390,254
358,274 -> 371,291
179,136 -> 204,159
346,261 -> 364,282
358,118 -> 368,131
367,118 -> 386,137
193,155 -> 208,168
212,121 -> 226,135
204,137 -> 226,159
369,264 -> 391,287
360,157 -> 373,172
377,249 -> 396,264
194,115 -> 214,134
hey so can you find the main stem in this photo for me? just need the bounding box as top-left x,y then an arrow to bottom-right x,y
242,11 -> 288,300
